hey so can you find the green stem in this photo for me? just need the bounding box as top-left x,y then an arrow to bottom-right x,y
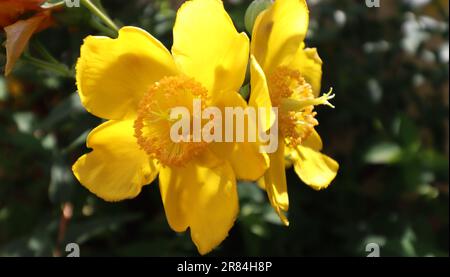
41,1 -> 67,9
22,54 -> 74,78
61,130 -> 89,155
32,40 -> 59,64
89,17 -> 117,37
81,0 -> 119,34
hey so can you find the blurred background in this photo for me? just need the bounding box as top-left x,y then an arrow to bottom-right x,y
0,0 -> 448,257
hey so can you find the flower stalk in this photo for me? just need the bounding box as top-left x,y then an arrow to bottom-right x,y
80,0 -> 119,34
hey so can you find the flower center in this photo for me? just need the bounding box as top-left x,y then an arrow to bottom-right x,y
268,67 -> 334,147
134,75 -> 208,166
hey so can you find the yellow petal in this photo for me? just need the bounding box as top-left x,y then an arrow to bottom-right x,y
303,128 -> 323,151
284,144 -> 298,168
72,120 -> 159,201
210,90 -> 269,181
294,145 -> 338,190
285,130 -> 322,167
159,150 -> 238,255
172,0 -> 249,99
76,26 -> 178,120
257,177 -> 266,190
249,55 -> 275,132
264,139 -> 289,225
210,142 -> 268,181
290,46 -> 323,97
251,0 -> 309,72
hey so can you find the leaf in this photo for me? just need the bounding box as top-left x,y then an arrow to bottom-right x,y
4,12 -> 52,76
0,76 -> 7,100
12,112 -> 36,134
0,219 -> 58,257
62,214 -> 142,245
392,115 -> 420,149
0,0 -> 44,28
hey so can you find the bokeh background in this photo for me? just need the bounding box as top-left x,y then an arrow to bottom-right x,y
0,0 -> 448,257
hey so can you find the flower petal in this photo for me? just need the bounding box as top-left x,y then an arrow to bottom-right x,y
159,150 -> 238,255
251,0 -> 309,72
172,0 -> 249,99
303,128 -> 323,151
76,26 -> 178,120
249,56 -> 275,132
72,120 -> 159,201
294,145 -> 338,190
257,177 -> 266,190
210,90 -> 269,181
264,139 -> 289,225
290,46 -> 323,96
210,142 -> 268,181
284,144 -> 297,168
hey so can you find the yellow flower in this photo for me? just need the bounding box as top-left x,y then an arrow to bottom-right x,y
249,0 -> 339,225
72,0 -> 268,254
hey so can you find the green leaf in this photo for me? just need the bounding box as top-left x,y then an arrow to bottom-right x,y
62,214 -> 141,245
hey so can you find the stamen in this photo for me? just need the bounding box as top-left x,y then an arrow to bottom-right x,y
281,88 -> 335,112
134,75 -> 208,166
268,67 -> 335,147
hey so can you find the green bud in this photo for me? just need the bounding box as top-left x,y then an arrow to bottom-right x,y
239,84 -> 250,100
244,0 -> 273,34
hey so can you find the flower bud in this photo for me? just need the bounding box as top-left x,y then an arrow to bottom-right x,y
244,0 -> 272,34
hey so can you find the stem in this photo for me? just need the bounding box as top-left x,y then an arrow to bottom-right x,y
81,0 -> 119,34
89,17 -> 117,38
53,202 -> 73,257
61,130 -> 89,155
41,1 -> 67,9
32,40 -> 59,64
22,54 -> 74,78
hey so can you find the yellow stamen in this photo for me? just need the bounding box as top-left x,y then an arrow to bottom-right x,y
134,75 -> 208,166
281,88 -> 335,112
268,67 -> 334,147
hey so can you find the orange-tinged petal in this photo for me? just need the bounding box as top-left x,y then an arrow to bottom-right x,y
159,150 -> 238,254
251,0 -> 309,73
172,0 -> 249,100
72,120 -> 159,201
76,26 -> 178,120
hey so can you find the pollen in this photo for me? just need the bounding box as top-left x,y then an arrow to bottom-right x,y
268,67 -> 333,147
134,75 -> 208,167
